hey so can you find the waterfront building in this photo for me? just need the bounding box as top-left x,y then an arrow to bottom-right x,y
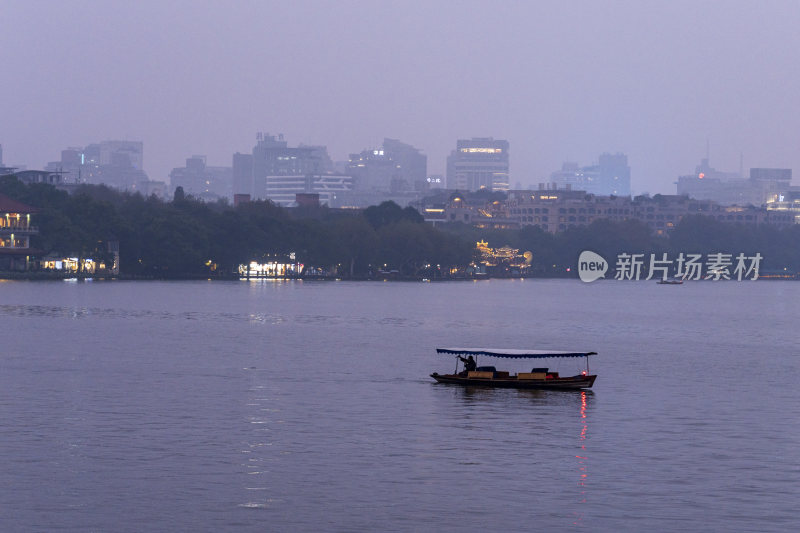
421,183 -> 795,235
766,187 -> 800,224
505,187 -> 793,234
39,238 -> 120,276
446,137 -> 509,192
0,193 -> 39,271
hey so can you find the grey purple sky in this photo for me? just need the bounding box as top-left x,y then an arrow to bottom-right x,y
2,0 -> 798,194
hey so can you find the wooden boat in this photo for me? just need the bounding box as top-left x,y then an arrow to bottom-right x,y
431,348 -> 597,390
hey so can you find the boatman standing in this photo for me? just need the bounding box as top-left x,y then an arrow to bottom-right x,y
459,355 -> 477,373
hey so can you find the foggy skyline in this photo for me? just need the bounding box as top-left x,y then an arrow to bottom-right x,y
2,0 -> 798,194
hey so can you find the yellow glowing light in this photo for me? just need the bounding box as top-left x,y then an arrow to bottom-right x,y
460,148 -> 502,154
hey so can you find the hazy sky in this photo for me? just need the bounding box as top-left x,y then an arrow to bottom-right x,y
2,0 -> 798,194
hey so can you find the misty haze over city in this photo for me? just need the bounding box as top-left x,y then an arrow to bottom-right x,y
2,0 -> 798,195
3,3 -> 800,530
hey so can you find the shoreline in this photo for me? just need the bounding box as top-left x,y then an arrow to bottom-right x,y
1,272 -> 795,282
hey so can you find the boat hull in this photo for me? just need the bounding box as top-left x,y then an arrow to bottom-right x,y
430,373 -> 596,390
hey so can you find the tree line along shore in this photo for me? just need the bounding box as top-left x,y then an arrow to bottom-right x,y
1,176 -> 799,280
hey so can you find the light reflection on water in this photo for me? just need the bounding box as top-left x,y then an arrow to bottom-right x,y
574,390 -> 589,526
0,280 -> 797,532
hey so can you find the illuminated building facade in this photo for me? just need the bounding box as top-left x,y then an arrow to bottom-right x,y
506,188 -> 794,235
0,193 -> 39,271
766,188 -> 800,224
427,185 -> 795,236
238,254 -> 304,279
446,137 -> 509,192
474,239 -> 532,276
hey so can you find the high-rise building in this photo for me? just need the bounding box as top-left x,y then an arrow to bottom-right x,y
0,143 -> 3,166
676,160 -> 791,206
382,138 -> 427,191
45,140 -> 148,191
345,138 -> 426,193
99,141 -> 143,170
596,153 -> 631,196
169,155 -> 232,200
233,152 -> 254,197
347,148 -> 400,191
446,138 -> 509,192
550,153 -> 631,196
251,133 -> 332,199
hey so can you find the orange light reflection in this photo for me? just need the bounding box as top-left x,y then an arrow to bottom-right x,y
573,391 -> 589,525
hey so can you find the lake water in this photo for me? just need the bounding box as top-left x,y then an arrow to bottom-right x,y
0,279 -> 797,532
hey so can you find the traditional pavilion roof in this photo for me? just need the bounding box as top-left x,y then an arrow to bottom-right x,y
0,193 -> 39,214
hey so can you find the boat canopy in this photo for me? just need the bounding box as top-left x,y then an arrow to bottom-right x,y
436,347 -> 597,359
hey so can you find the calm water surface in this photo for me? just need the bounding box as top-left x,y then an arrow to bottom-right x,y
0,279 -> 798,532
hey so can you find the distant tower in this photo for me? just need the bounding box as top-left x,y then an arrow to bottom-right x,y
0,143 -> 3,166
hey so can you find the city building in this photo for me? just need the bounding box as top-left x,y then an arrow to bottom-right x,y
265,174 -> 354,207
250,133 -> 332,199
382,138 -> 427,191
0,193 -> 39,271
169,155 -> 232,200
328,189 -> 423,209
419,184 -> 795,236
233,152 -> 254,198
446,137 -> 509,192
345,138 -> 427,193
676,159 -> 792,206
766,186 -> 800,224
11,170 -> 64,186
44,140 -> 153,193
550,153 -> 631,197
347,148 -> 400,191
